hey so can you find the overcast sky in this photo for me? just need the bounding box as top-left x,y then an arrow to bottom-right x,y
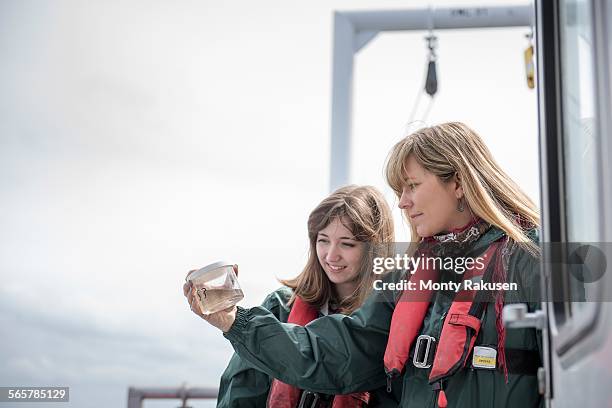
0,1 -> 537,407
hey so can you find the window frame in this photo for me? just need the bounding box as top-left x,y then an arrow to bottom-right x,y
539,0 -> 607,362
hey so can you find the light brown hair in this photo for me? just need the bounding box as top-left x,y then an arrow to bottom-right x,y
282,185 -> 395,314
385,122 -> 540,255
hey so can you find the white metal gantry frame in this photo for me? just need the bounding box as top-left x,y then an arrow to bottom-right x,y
329,4 -> 534,191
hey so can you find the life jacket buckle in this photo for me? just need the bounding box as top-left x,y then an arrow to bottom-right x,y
297,391 -> 332,408
413,334 -> 436,369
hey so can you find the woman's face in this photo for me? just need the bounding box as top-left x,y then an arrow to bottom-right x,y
316,217 -> 364,296
398,155 -> 471,237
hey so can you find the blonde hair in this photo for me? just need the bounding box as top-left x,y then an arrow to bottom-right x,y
385,122 -> 540,255
281,185 -> 395,314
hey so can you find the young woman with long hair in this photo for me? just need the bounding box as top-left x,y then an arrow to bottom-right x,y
210,185 -> 396,407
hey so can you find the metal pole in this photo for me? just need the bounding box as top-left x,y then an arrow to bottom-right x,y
330,12 -> 355,192
342,5 -> 532,31
127,387 -> 142,408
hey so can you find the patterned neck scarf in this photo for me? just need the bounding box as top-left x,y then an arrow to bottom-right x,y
422,217 -> 491,259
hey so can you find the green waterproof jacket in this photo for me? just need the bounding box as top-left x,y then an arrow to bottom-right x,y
217,287 -> 292,407
224,227 -> 543,408
217,287 -> 401,407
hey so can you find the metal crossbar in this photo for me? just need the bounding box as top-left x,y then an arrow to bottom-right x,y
127,386 -> 217,408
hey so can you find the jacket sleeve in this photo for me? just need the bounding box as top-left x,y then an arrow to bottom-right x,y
216,288 -> 292,408
511,240 -> 545,408
223,271 -> 401,395
506,242 -> 544,362
507,237 -> 542,312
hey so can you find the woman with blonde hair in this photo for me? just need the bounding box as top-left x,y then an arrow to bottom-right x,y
188,122 -> 542,408
211,185 -> 396,407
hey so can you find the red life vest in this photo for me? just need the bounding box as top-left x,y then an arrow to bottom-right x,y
384,240 -> 504,408
267,296 -> 371,408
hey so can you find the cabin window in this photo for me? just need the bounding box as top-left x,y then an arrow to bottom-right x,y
560,0 -> 598,245
551,0 -> 603,353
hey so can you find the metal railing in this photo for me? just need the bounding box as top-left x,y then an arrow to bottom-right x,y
127,386 -> 217,408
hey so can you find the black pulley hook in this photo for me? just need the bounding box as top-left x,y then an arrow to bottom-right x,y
424,34 -> 438,97
425,60 -> 437,96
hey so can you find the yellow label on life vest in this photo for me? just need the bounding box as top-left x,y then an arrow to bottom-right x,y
472,346 -> 497,369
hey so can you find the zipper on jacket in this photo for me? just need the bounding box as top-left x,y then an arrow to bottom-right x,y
385,369 -> 399,393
